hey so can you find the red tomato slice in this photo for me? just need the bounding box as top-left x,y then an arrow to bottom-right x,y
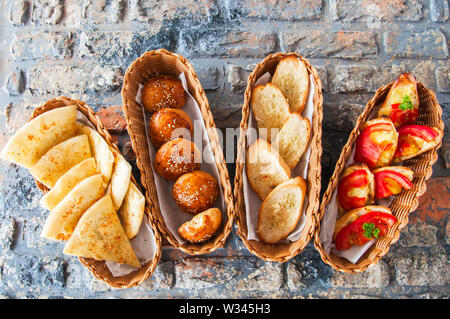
335,211 -> 397,251
398,125 -> 438,142
374,170 -> 413,200
354,123 -> 394,169
337,169 -> 369,211
390,103 -> 418,128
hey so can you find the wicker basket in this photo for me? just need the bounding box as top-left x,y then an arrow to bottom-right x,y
31,96 -> 162,288
314,82 -> 445,273
233,52 -> 324,262
121,49 -> 235,254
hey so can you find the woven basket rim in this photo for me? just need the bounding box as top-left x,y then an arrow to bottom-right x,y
121,49 -> 235,255
313,81 -> 445,273
233,52 -> 324,262
30,96 -> 163,288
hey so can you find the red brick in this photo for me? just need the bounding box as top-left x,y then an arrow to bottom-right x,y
96,105 -> 127,133
412,177 -> 450,225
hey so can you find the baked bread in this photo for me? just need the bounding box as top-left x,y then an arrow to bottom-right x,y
256,177 -> 307,244
372,166 -> 414,200
154,138 -> 201,181
30,134 -> 92,188
141,75 -> 186,113
337,164 -> 374,215
178,207 -> 222,243
392,124 -> 442,163
251,83 -> 290,142
378,73 -> 419,128
354,117 -> 398,169
333,205 -> 396,251
246,139 -> 291,200
172,170 -> 219,214
149,108 -> 193,148
271,56 -> 310,113
273,112 -> 311,170
0,104 -> 78,169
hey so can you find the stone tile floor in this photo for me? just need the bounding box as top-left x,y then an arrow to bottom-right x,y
0,0 -> 448,299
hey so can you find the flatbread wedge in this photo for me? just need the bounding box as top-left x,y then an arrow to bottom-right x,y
41,174 -> 105,241
40,157 -> 98,210
63,193 -> 141,268
1,105 -> 78,169
109,148 -> 132,210
29,134 -> 92,188
77,125 -> 114,185
119,182 -> 145,239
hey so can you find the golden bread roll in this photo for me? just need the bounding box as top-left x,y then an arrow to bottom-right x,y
141,75 -> 186,113
172,170 -> 219,214
149,108 -> 193,148
178,208 -> 222,243
154,138 -> 201,181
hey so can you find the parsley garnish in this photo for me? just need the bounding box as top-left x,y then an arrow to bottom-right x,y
398,94 -> 414,111
363,222 -> 380,239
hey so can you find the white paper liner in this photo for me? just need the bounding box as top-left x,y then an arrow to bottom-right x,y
136,73 -> 226,245
76,111 -> 157,277
243,71 -> 315,242
318,107 -> 398,264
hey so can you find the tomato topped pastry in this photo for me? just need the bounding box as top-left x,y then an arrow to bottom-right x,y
393,124 -> 443,163
333,206 -> 397,251
337,164 -> 374,214
378,73 -> 419,128
372,166 -> 414,200
354,117 -> 399,170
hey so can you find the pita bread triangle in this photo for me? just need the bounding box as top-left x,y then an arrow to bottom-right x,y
40,157 -> 98,211
119,182 -> 145,239
109,147 -> 131,210
77,125 -> 114,185
29,134 -> 92,188
41,174 -> 105,241
1,105 -> 78,169
63,193 -> 141,268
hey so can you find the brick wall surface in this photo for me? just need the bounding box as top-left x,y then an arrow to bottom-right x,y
0,0 -> 448,299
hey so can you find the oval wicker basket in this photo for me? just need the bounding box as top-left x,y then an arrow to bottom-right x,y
233,52 -> 324,262
313,82 -> 445,273
121,49 -> 235,255
31,96 -> 162,288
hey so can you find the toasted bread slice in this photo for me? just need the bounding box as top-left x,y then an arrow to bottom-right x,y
378,73 -> 419,128
246,139 -> 291,200
251,83 -> 290,142
256,177 -> 307,244
272,56 -> 310,113
372,166 -> 414,180
333,205 -> 393,241
392,126 -> 443,163
337,163 -> 375,215
273,113 -> 311,170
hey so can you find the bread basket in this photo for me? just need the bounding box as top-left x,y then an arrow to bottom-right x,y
313,82 -> 445,273
31,96 -> 162,288
233,52 -> 324,262
121,49 -> 235,254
